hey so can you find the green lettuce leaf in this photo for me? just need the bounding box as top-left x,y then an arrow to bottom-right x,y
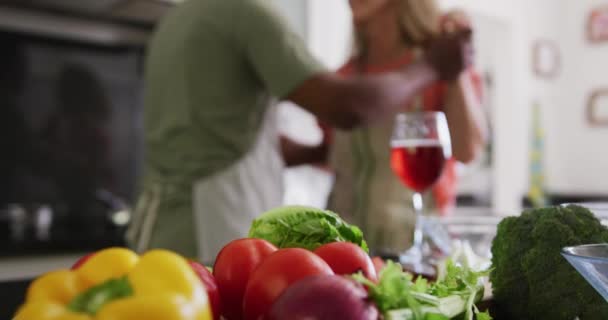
355,259 -> 492,320
432,260 -> 491,320
353,261 -> 422,317
248,206 -> 368,252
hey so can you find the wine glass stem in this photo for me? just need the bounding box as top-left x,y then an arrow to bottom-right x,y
412,192 -> 424,250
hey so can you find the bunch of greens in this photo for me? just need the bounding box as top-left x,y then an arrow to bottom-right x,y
353,260 -> 491,320
491,205 -> 608,320
248,205 -> 368,251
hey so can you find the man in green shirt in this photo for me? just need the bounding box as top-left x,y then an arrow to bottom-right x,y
127,0 -> 470,263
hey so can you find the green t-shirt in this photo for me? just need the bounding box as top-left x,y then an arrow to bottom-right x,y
143,0 -> 325,187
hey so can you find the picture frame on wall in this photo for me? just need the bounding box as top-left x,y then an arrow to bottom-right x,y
532,39 -> 560,79
586,88 -> 608,127
588,5 -> 608,43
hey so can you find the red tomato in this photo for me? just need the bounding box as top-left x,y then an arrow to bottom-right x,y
314,242 -> 378,282
71,252 -> 95,269
213,238 -> 277,320
243,248 -> 334,320
189,261 -> 221,320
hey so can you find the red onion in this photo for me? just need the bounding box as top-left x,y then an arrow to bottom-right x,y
268,275 -> 379,320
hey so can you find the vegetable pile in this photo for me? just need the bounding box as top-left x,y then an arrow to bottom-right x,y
14,205 -> 492,320
221,205 -> 490,320
490,205 -> 608,320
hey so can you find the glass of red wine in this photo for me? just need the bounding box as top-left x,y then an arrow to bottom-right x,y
390,111 -> 451,275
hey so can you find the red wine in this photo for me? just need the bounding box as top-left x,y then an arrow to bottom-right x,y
390,141 -> 448,193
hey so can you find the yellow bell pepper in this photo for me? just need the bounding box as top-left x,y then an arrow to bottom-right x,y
14,248 -> 212,320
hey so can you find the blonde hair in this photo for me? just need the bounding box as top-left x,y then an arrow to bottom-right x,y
355,0 -> 441,59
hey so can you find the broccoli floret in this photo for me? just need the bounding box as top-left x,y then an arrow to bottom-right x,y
490,205 -> 608,320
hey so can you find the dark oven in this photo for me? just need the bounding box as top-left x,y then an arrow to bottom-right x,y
0,5 -> 154,255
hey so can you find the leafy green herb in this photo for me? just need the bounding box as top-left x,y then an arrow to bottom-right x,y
353,261 -> 422,318
473,305 -> 493,320
413,276 -> 429,293
354,259 -> 492,320
432,260 -> 491,320
475,311 -> 492,320
425,314 -> 449,320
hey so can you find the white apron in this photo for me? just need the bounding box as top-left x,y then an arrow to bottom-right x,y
192,105 -> 284,263
128,106 -> 283,264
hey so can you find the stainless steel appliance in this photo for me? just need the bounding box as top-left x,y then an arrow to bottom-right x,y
0,0 -> 173,255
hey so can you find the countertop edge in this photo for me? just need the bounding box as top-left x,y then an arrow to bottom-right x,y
0,253 -> 86,282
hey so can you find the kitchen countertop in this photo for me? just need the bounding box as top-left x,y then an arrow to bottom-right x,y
0,252 -> 86,282
0,223 -> 126,281
0,208 -> 501,283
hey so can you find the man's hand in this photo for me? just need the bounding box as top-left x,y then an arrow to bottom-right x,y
280,135 -> 329,167
424,30 -> 473,82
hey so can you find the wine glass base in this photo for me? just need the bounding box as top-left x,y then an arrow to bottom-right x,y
399,247 -> 437,278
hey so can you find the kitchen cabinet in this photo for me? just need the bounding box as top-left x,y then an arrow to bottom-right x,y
1,279 -> 30,319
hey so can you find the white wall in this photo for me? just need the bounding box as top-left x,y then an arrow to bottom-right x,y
270,0 -> 308,38
549,0 -> 608,195
441,0 -> 608,202
307,0 -> 352,69
521,1 -> 566,199
438,0 -> 541,214
272,0 -> 353,68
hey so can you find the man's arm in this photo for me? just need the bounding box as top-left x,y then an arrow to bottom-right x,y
238,0 -> 470,130
286,32 -> 471,130
287,61 -> 437,129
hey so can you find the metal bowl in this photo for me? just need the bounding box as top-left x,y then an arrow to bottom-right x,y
562,244 -> 608,302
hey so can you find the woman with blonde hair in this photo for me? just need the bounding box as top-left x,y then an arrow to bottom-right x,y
327,0 -> 487,258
